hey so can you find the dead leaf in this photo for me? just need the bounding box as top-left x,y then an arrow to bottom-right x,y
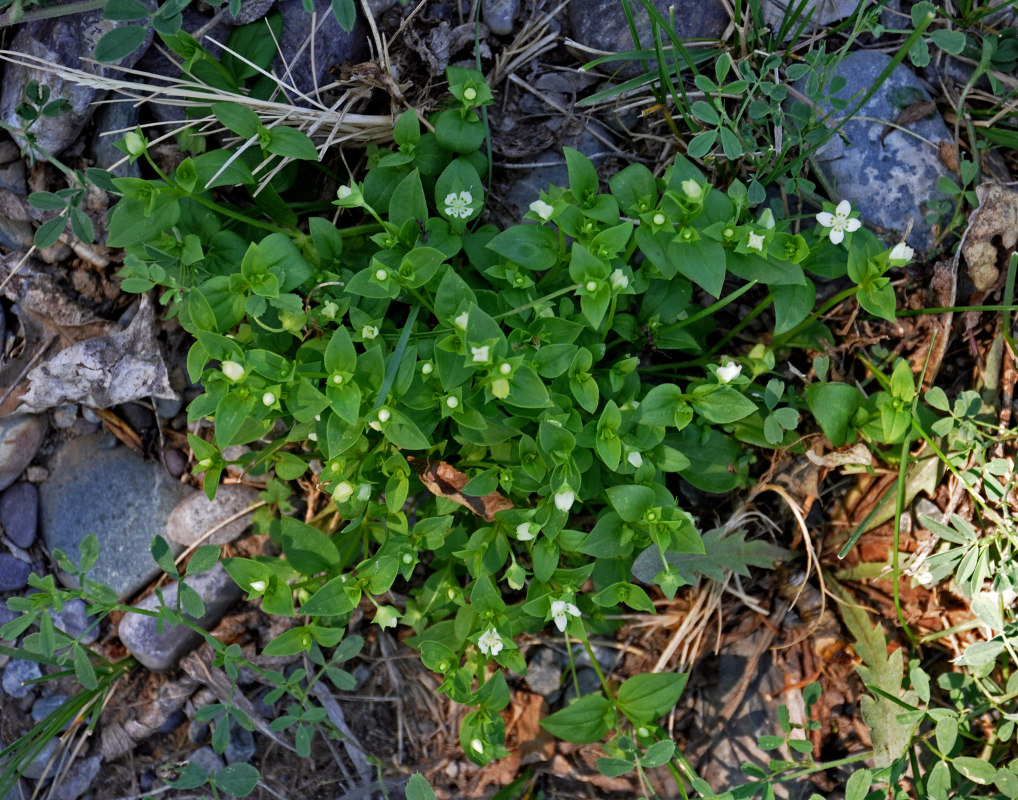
16,296 -> 177,413
938,140 -> 959,172
806,445 -> 874,469
881,100 -> 937,144
960,183 -> 1018,291
409,458 -> 514,522
512,692 -> 555,764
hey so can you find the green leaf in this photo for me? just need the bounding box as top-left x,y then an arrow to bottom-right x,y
637,384 -> 686,427
929,29 -> 966,55
806,382 -> 864,447
151,535 -> 180,578
953,757 -> 996,785
186,545 -> 221,575
104,0 -> 151,21
280,517 -> 341,575
606,485 -> 656,523
669,238 -> 725,297
94,25 -> 148,62
213,101 -> 262,139
564,146 -> 598,200
72,644 -> 97,690
772,281 -> 815,335
596,757 -> 635,777
632,527 -> 791,585
331,0 -> 356,30
379,408 -> 430,450
616,672 -> 688,724
935,714 -> 958,753
265,127 -> 319,161
690,385 -> 757,424
640,739 -> 676,768
214,763 -> 260,796
540,693 -> 612,743
405,774 -> 438,800
70,207 -> 95,243
486,224 -> 558,270
845,768 -> 871,800
34,215 -> 66,249
391,169 -> 429,230
299,576 -> 358,616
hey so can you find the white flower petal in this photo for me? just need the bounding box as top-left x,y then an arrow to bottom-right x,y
444,193 -> 458,206
828,227 -> 845,245
844,218 -> 862,232
717,361 -> 742,383
835,199 -> 852,217
553,612 -> 567,632
815,211 -> 834,227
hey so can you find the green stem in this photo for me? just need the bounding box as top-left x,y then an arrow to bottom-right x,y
577,627 -> 612,698
0,0 -> 105,26
707,289 -> 771,357
495,284 -> 581,320
773,285 -> 857,348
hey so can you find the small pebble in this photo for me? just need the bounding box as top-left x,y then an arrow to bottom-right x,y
188,746 -> 224,776
20,736 -> 58,779
24,466 -> 48,483
51,754 -> 102,800
155,396 -> 183,419
224,721 -> 255,764
31,693 -> 69,723
49,598 -> 99,645
2,658 -> 42,698
117,402 -> 154,433
482,0 -> 518,35
0,482 -> 39,548
163,450 -> 187,478
51,405 -> 78,429
0,553 -> 30,592
81,406 -> 100,424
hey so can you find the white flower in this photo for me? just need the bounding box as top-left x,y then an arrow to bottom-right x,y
463,87 -> 477,102
889,241 -> 915,265
717,361 -> 742,383
550,598 -> 581,632
445,395 -> 459,409
262,391 -> 276,406
336,185 -> 353,200
477,627 -> 504,656
652,212 -> 666,226
491,377 -> 510,399
377,408 -> 391,423
627,450 -> 643,468
221,361 -> 245,381
585,280 -> 598,293
421,361 -> 434,375
746,231 -> 766,252
498,362 -> 512,376
610,269 -> 629,291
515,522 -> 536,541
681,178 -> 702,200
454,311 -> 470,330
816,199 -> 862,245
249,580 -> 267,593
374,268 -> 388,282
554,487 -> 575,511
362,325 -> 379,340
334,481 -> 354,502
444,191 -> 473,219
530,199 -> 554,220
471,345 -> 490,363
307,431 -> 318,442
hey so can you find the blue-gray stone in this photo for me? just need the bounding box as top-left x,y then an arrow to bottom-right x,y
276,0 -> 369,101
0,5 -> 156,155
224,721 -> 255,764
49,598 -> 99,645
91,102 -> 141,180
51,755 -> 102,800
1,482 -> 38,548
482,0 -> 518,35
805,50 -> 952,254
0,415 -> 47,492
117,563 -> 242,672
20,736 -> 58,780
39,435 -> 188,600
2,658 -> 42,699
525,647 -> 563,696
31,693 -> 69,724
568,0 -> 727,79
0,554 -> 30,592
188,746 -> 224,776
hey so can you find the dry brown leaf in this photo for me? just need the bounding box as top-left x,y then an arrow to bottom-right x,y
881,99 -> 937,144
512,692 -> 555,764
938,140 -> 959,172
806,444 -> 874,469
409,458 -> 514,522
960,183 -> 1018,291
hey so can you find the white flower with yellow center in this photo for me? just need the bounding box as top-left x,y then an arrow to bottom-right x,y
550,598 -> 581,632
816,199 -> 862,245
717,361 -> 742,383
444,191 -> 473,219
361,325 -> 379,340
610,269 -> 629,291
477,627 -> 504,656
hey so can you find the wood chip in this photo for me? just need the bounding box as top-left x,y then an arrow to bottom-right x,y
409,458 -> 514,522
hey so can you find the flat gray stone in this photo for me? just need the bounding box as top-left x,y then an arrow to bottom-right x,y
31,692 -> 69,724
49,598 -> 99,645
1,481 -> 38,548
165,484 -> 262,547
525,647 -> 563,695
118,563 -> 242,672
39,435 -> 188,600
51,754 -> 102,800
0,554 -> 30,592
806,50 -> 952,254
762,0 -> 860,33
0,5 -> 155,155
188,746 -> 224,776
275,0 -> 369,101
91,101 -> 141,180
0,415 -> 47,492
2,658 -> 41,699
20,736 -> 58,780
568,0 -> 727,78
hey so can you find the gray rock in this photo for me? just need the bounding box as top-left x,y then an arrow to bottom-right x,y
761,0 -> 860,34
482,0 -> 518,35
230,0 -> 277,25
188,746 -> 224,776
224,721 -> 255,764
155,395 -> 184,420
0,6 -> 155,156
525,648 -> 563,695
2,658 -> 42,699
0,415 -> 47,492
568,0 -> 727,79
39,434 -> 188,600
1,482 -> 38,548
805,50 -> 952,254
0,554 -> 30,592
188,718 -> 210,745
562,667 -> 601,703
0,160 -> 27,195
51,405 -> 78,429
0,210 -> 33,252
20,736 -> 58,780
275,0 -> 369,101
91,102 -> 141,180
117,563 -> 242,672
51,755 -> 102,800
166,484 -> 262,547
1,778 -> 28,800
163,450 -> 188,478
31,693 -> 69,724
49,598 -> 99,645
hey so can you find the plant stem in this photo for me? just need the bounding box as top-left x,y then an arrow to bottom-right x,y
707,289 -> 770,356
772,284 -> 857,348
